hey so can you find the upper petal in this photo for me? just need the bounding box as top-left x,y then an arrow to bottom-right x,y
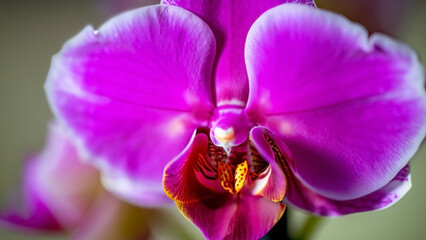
163,0 -> 315,104
45,4 -> 216,201
245,4 -> 426,200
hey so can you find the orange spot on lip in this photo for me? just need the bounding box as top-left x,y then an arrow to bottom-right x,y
234,161 -> 248,194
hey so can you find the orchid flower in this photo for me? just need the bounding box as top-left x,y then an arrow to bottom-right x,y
0,122 -> 156,239
44,0 -> 426,239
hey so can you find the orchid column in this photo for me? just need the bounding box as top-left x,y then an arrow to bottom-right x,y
44,0 -> 426,239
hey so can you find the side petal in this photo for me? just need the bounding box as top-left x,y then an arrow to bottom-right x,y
163,0 -> 315,104
245,4 -> 426,200
286,165 -> 412,216
266,132 -> 412,216
163,133 -> 222,204
45,5 -> 216,199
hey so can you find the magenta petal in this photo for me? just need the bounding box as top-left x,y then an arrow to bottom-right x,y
245,4 -> 426,200
285,165 -> 412,216
163,0 -> 315,103
45,5 -> 216,194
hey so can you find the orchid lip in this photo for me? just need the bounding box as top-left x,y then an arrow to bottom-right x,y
190,131 -> 286,200
161,129 -> 288,240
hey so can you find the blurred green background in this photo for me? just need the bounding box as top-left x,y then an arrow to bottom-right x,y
1,0 -> 425,239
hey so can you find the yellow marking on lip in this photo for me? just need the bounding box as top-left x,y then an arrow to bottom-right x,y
218,161 -> 234,194
234,161 -> 248,194
217,161 -> 248,195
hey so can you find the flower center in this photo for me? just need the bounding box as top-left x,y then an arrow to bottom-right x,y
209,106 -> 254,154
195,137 -> 270,196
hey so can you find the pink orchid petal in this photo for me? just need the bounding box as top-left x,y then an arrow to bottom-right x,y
1,122 -> 99,231
163,0 -> 315,104
285,165 -> 412,216
267,132 -> 412,216
245,4 -> 426,200
45,5 -> 216,198
164,132 -> 285,240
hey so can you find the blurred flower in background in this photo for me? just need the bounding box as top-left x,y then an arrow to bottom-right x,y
0,122 -> 201,239
0,122 -> 173,239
